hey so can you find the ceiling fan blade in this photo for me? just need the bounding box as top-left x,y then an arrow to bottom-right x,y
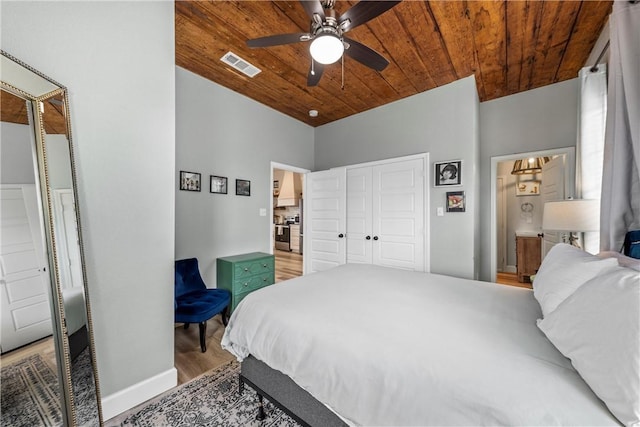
343,37 -> 389,71
300,0 -> 325,20
307,60 -> 325,86
339,1 -> 401,33
247,33 -> 310,48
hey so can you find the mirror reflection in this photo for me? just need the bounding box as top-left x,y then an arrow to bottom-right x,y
0,52 -> 101,426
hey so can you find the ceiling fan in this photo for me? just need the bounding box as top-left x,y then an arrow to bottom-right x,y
246,0 -> 401,86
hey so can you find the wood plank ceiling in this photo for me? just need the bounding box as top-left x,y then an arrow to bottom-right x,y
175,0 -> 612,127
0,90 -> 67,135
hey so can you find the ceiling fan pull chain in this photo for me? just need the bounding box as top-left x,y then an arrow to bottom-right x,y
341,54 -> 345,90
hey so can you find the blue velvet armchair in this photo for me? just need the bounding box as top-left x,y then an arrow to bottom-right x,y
175,258 -> 231,352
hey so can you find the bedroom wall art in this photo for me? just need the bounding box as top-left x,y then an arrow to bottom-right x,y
446,191 -> 465,212
434,160 -> 462,186
236,179 -> 251,196
180,171 -> 201,192
210,175 -> 228,194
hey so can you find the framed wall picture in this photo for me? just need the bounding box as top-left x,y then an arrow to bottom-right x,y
180,171 -> 201,192
210,175 -> 228,194
273,180 -> 280,196
236,179 -> 251,196
434,160 -> 462,186
516,180 -> 541,196
446,191 -> 466,212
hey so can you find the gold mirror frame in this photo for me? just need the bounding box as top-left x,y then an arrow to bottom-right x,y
1,50 -> 103,426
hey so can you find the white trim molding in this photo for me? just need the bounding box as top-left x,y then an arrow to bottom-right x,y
101,367 -> 177,420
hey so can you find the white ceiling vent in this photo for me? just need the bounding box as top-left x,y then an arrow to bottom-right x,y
221,51 -> 261,78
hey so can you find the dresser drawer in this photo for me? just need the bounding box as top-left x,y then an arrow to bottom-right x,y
217,252 -> 275,313
233,272 -> 273,295
233,258 -> 274,279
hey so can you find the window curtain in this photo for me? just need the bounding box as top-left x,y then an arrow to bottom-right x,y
577,65 -> 607,254
600,1 -> 640,251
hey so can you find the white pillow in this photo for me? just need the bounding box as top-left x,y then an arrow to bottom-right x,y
533,243 -> 618,317
597,251 -> 640,271
537,266 -> 640,426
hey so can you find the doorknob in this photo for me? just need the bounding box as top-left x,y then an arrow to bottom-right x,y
366,235 -> 371,240
373,236 -> 379,241
338,233 -> 344,238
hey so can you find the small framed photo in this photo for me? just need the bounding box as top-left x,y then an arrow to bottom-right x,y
273,180 -> 280,196
516,180 -> 540,196
210,175 -> 228,194
434,160 -> 462,187
446,191 -> 466,212
236,179 -> 251,196
180,171 -> 201,192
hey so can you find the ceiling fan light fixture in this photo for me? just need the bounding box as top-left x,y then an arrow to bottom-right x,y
310,34 -> 344,64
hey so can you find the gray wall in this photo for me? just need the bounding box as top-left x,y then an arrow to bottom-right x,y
2,1 -> 176,399
1,122 -> 35,184
175,67 -> 314,286
478,79 -> 579,280
314,76 -> 480,279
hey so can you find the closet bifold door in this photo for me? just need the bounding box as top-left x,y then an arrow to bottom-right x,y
346,158 -> 425,271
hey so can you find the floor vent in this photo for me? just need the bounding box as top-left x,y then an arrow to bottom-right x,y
221,51 -> 261,78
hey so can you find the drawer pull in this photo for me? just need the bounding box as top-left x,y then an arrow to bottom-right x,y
243,282 -> 249,287
263,263 -> 267,267
263,278 -> 267,281
244,267 -> 249,272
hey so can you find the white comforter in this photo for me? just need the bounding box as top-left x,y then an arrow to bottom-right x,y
221,263 -> 619,426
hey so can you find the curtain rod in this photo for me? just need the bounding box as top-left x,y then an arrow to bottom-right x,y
590,40 -> 610,72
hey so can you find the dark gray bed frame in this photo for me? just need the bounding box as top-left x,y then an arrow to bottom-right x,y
240,355 -> 347,427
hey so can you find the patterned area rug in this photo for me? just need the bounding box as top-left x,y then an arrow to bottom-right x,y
1,353 -> 62,426
107,361 -> 301,427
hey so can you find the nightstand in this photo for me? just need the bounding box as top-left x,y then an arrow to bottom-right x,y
216,252 -> 275,313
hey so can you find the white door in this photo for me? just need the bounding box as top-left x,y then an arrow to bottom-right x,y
346,167 -> 373,264
304,168 -> 347,273
371,159 -> 425,271
0,185 -> 52,353
541,156 -> 565,258
52,189 -> 83,290
496,176 -> 507,272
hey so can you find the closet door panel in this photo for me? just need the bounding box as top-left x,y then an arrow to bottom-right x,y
372,159 -> 425,271
346,167 -> 372,264
304,168 -> 347,273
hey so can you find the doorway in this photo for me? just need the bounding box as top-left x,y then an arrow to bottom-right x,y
270,162 -> 308,282
490,147 -> 576,284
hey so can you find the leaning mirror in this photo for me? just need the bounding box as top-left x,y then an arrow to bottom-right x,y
0,50 -> 102,426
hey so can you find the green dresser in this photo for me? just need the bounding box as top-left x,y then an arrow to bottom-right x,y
216,252 -> 275,313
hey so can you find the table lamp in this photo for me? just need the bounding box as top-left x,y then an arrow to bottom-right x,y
542,199 -> 600,248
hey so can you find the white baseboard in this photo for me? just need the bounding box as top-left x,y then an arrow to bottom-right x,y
505,265 -> 517,273
101,367 -> 177,421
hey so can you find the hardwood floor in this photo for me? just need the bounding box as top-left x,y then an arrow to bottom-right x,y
174,316 -> 233,385
174,249 -> 303,386
496,272 -> 533,289
274,249 -> 303,282
0,336 -> 57,368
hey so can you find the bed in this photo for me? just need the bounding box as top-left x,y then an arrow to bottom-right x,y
62,286 -> 88,361
222,244 -> 639,426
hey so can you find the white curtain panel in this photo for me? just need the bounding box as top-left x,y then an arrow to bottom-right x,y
577,65 -> 607,254
601,1 -> 640,252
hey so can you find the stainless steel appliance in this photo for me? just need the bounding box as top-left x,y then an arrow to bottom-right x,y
299,199 -> 303,255
275,225 -> 290,251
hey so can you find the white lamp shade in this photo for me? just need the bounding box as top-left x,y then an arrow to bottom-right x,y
542,199 -> 600,232
310,35 -> 344,64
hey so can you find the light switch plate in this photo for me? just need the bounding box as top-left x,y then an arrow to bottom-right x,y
437,207 -> 444,216
259,208 -> 267,216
